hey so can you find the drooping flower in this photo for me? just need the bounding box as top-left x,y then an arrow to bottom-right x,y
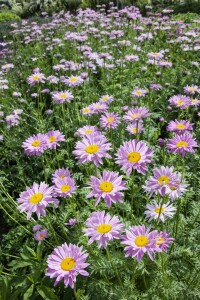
52,168 -> 72,184
144,201 -> 176,222
123,107 -> 150,123
17,182 -> 58,219
121,225 -> 160,262
46,243 -> 89,288
46,130 -> 65,149
87,170 -> 127,207
34,229 -> 48,241
22,133 -> 48,156
51,91 -> 74,104
83,211 -> 124,248
73,134 -> 112,166
166,133 -> 198,157
100,112 -> 120,130
155,230 -> 174,252
54,177 -> 77,198
115,139 -> 153,175
167,120 -> 193,134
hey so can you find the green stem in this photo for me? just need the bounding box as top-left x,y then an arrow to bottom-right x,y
106,247 -> 123,287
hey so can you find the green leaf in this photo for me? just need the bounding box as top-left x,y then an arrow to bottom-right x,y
9,261 -> 32,269
23,284 -> 34,300
37,286 -> 59,300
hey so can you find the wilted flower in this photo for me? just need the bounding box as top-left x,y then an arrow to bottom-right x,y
155,230 -> 174,252
144,201 -> 176,222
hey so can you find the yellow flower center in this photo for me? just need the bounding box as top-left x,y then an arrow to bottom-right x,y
131,113 -> 141,119
97,224 -> 112,234
99,181 -> 113,192
61,185 -> 70,192
135,235 -> 149,247
59,175 -> 66,178
30,192 -> 43,204
136,91 -> 142,95
132,128 -> 137,133
153,52 -> 159,56
177,100 -> 183,106
155,207 -> 165,214
156,237 -> 165,245
32,75 -> 40,81
32,140 -> 41,147
158,175 -> 170,185
107,117 -> 114,122
85,129 -> 92,134
192,99 -> 197,104
96,105 -> 101,109
39,234 -> 45,239
85,144 -> 99,154
59,93 -> 67,99
60,257 -> 76,271
102,96 -> 109,101
48,136 -> 56,143
69,77 -> 78,82
188,87 -> 196,91
176,141 -> 188,147
83,108 -> 89,113
169,185 -> 177,190
127,151 -> 141,163
176,124 -> 186,129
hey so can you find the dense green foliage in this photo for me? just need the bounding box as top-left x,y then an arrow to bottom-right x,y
0,4 -> 200,300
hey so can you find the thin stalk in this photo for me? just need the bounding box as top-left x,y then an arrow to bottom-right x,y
106,247 -> 123,287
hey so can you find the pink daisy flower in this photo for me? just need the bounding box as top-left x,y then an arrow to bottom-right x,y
131,88 -> 148,98
166,133 -> 198,157
27,72 -> 45,86
87,170 -> 127,207
73,134 -> 112,166
184,85 -> 200,95
123,107 -> 150,123
191,98 -> 200,107
144,201 -> 176,222
147,52 -> 164,60
126,122 -> 144,135
155,230 -> 174,252
62,75 -> 84,86
34,229 -> 48,241
125,54 -> 139,62
115,139 -> 153,175
22,133 -> 48,156
168,95 -> 191,109
54,177 -> 77,198
17,182 -> 58,219
83,211 -> 124,248
81,106 -> 92,116
75,125 -> 100,137
46,130 -> 65,149
46,243 -> 89,288
143,166 -> 188,199
100,112 -> 120,130
89,102 -> 108,115
121,225 -> 160,262
99,95 -> 113,104
51,91 -> 74,104
167,120 -> 193,134
52,168 -> 71,183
